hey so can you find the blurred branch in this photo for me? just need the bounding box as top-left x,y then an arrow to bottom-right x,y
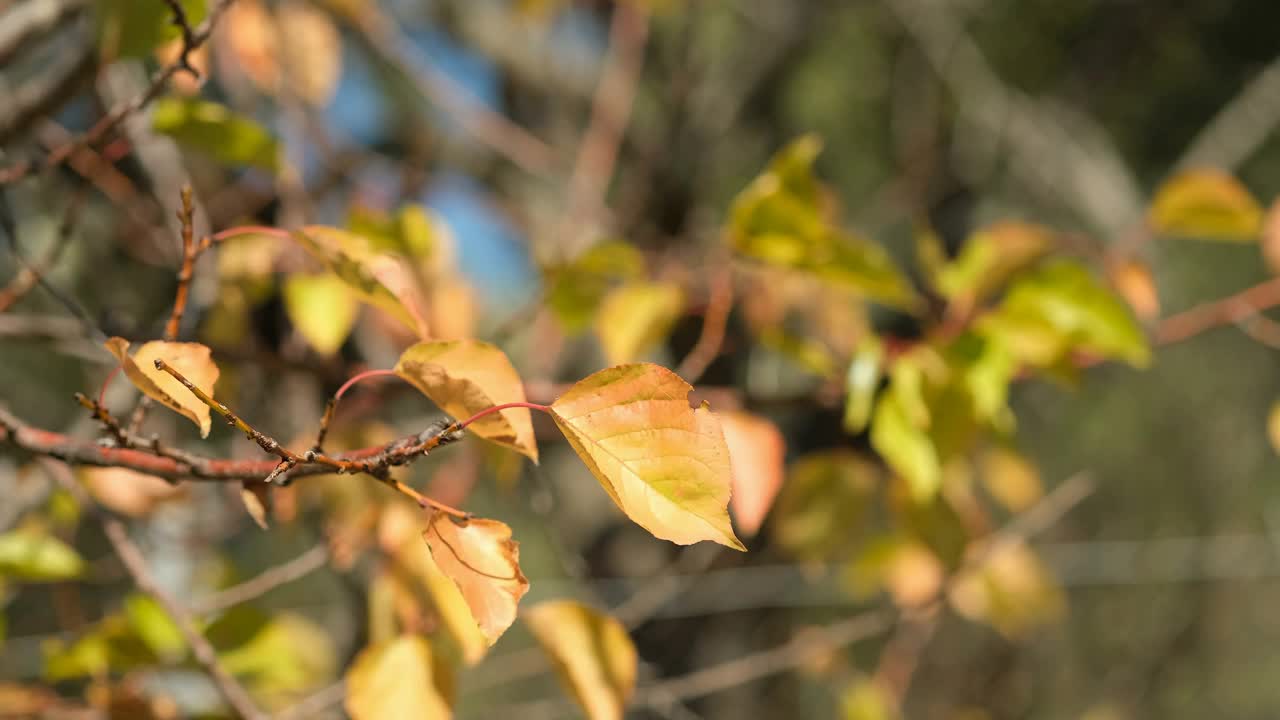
348,5 -> 558,176
676,261 -> 734,384
0,0 -> 237,185
0,0 -> 86,67
1155,275 -> 1280,347
0,189 -> 80,312
561,1 -> 651,256
1178,53 -> 1280,171
40,459 -> 268,720
193,544 -> 330,615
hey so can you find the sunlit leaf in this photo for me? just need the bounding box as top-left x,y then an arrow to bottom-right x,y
719,411 -> 786,538
99,0 -> 207,58
595,281 -> 683,364
283,273 -> 360,356
104,338 -> 221,438
278,1 -> 342,106
423,512 -> 529,645
759,328 -> 837,377
949,540 -> 1064,638
217,611 -> 336,697
547,240 -> 647,332
843,336 -> 884,434
550,364 -> 745,551
345,636 -> 451,720
1149,168 -> 1262,241
523,600 -> 637,720
1106,258 -> 1160,322
870,384 -> 940,502
841,678 -> 901,720
0,527 -> 84,581
152,98 -> 280,171
394,340 -> 538,461
239,482 -> 271,530
773,451 -> 879,561
936,221 -> 1051,307
979,447 -> 1043,512
124,595 -> 184,660
292,225 -> 428,337
80,467 -> 186,518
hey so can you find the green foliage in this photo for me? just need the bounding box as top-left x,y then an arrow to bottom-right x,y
0,526 -> 84,581
152,98 -> 281,171
546,240 -> 647,331
97,0 -> 207,58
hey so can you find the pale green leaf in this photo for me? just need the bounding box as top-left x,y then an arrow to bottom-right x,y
0,527 -> 84,581
870,387 -> 940,502
152,98 -> 280,171
292,226 -> 428,336
595,281 -> 683,364
283,273 -> 360,356
843,336 -> 884,434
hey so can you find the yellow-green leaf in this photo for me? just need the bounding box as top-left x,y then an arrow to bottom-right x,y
292,226 -> 428,337
345,636 -> 450,720
870,386 -> 940,502
595,281 -> 683,364
949,540 -> 1064,638
936,221 -> 1051,306
549,363 -> 745,551
104,338 -> 221,437
843,336 -> 884,434
152,98 -> 280,170
283,273 -> 359,356
0,527 -> 84,581
841,678 -> 901,720
547,240 -> 647,332
1149,168 -> 1263,241
773,451 -> 879,561
394,340 -> 538,461
124,595 -> 184,659
422,513 -> 529,645
523,601 -> 637,720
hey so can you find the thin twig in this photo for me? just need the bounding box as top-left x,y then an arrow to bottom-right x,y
0,190 -> 82,312
676,262 -> 733,383
193,545 -> 330,615
1155,276 -> 1280,347
41,460 -> 267,720
0,0 -> 237,185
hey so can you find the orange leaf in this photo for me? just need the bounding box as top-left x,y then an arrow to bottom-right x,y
80,467 -> 186,518
550,364 -> 745,551
394,339 -> 538,461
523,600 -> 637,720
104,338 -> 220,437
422,512 -> 529,645
719,411 -> 786,538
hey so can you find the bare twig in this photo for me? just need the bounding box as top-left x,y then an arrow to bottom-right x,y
164,185 -> 199,340
1155,276 -> 1280,347
0,191 -> 81,312
41,460 -> 267,720
1177,53 -> 1280,171
0,0 -> 237,185
676,263 -> 734,383
561,1 -> 651,256
193,545 -> 330,614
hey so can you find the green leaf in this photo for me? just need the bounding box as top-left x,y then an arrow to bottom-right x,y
1149,168 -> 1263,241
980,260 -> 1150,368
841,678 -> 901,720
870,386 -> 940,502
0,527 -> 84,581
935,221 -> 1051,305
217,611 -> 336,696
152,98 -> 280,171
283,273 -> 360,356
843,336 -> 884,434
546,240 -> 646,332
124,594 -> 185,659
345,636 -> 451,720
772,451 -> 880,561
43,616 -> 158,680
98,0 -> 207,58
292,226 -> 428,336
594,281 -> 684,364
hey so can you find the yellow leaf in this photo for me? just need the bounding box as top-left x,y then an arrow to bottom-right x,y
80,467 -> 185,518
104,338 -> 220,437
282,273 -> 359,356
1148,168 -> 1263,241
594,281 -> 683,364
550,364 -> 745,551
239,482 -> 270,530
345,636 -> 451,720
394,340 -> 538,461
277,1 -> 342,106
422,512 -> 529,645
292,226 -> 429,337
719,411 -> 786,538
979,447 -> 1043,512
523,600 -> 637,720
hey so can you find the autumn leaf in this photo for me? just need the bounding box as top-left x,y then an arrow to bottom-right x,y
594,281 -> 683,364
549,363 -> 745,551
104,338 -> 220,437
719,411 -> 786,538
1148,168 -> 1262,241
292,226 -> 429,337
394,340 -> 538,461
1106,258 -> 1161,322
239,481 -> 271,530
282,273 -> 360,356
345,635 -> 451,720
523,600 -> 638,720
80,467 -> 186,518
422,512 -> 529,645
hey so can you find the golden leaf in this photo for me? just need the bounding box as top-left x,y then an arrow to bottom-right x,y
594,281 -> 683,364
523,600 -> 637,720
394,340 -> 538,461
1148,168 -> 1263,241
422,512 -> 529,645
282,273 -> 360,356
104,338 -> 220,437
550,363 -> 745,551
719,411 -> 786,538
345,636 -> 451,720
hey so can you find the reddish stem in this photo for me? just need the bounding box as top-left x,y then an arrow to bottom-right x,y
208,225 -> 292,244
457,401 -> 551,430
98,365 -> 122,408
335,368 -> 399,401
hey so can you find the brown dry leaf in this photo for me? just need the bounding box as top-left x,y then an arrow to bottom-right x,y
1263,199 -> 1280,275
218,0 -> 278,90
1106,258 -> 1160,321
80,467 -> 186,518
394,340 -> 538,461
550,363 -> 745,551
104,338 -> 220,437
422,512 -> 529,645
719,411 -> 786,538
277,1 -> 342,106
523,600 -> 637,720
345,635 -> 451,720
239,481 -> 271,530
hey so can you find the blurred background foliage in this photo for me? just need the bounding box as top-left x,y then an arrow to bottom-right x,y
4,0 -> 1280,718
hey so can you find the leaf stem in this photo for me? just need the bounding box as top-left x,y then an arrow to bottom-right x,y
314,368 -> 401,452
457,401 -> 551,431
